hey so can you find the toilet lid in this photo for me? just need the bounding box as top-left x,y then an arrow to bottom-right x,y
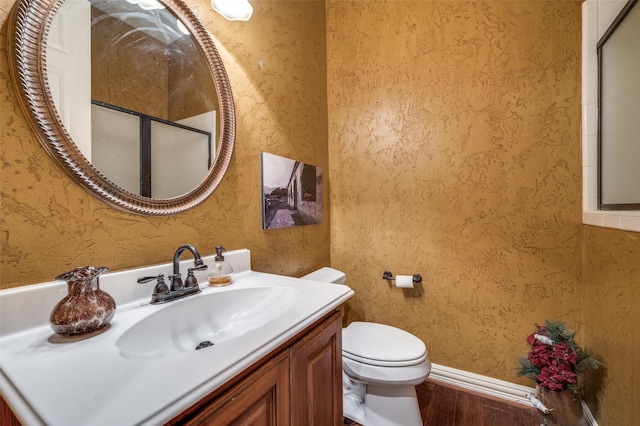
342,322 -> 427,367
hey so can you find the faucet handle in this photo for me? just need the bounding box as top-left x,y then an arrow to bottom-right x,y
190,264 -> 208,272
137,274 -> 170,295
137,274 -> 163,284
184,264 -> 207,290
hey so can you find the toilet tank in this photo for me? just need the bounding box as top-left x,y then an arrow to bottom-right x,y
302,267 -> 346,284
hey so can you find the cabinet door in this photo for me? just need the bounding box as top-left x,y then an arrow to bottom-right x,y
1,396 -> 21,426
290,311 -> 343,426
176,352 -> 290,426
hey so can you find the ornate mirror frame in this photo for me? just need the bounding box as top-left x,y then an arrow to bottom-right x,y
7,0 -> 235,216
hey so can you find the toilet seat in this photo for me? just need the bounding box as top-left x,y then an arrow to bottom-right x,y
343,356 -> 431,387
342,322 -> 427,367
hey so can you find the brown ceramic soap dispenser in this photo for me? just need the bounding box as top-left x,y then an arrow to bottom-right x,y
207,246 -> 233,286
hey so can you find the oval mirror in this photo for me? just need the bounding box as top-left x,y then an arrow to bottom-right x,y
8,0 -> 235,215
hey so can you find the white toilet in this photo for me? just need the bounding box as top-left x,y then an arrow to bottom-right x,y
302,267 -> 431,426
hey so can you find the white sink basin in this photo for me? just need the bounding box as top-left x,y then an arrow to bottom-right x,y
116,286 -> 297,359
0,249 -> 354,426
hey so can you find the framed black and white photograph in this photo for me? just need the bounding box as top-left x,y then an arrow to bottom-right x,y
261,152 -> 323,229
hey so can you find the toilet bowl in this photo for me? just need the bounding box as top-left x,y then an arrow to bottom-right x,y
302,267 -> 431,426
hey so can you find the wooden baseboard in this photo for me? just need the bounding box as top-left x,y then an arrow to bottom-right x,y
428,363 -> 598,426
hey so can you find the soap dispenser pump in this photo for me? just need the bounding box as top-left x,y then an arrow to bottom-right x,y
207,246 -> 233,286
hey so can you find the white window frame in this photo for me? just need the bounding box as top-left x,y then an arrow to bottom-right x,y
582,0 -> 640,232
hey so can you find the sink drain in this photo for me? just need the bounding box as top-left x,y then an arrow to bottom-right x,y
195,340 -> 214,350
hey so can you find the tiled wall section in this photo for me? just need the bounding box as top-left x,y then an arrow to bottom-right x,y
582,0 -> 640,232
0,0 -> 331,287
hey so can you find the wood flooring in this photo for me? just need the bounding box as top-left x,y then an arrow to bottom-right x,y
343,380 -> 542,426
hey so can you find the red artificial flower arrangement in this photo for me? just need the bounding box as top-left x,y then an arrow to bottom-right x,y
517,320 -> 602,393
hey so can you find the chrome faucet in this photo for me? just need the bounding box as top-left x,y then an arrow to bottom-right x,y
137,244 -> 208,304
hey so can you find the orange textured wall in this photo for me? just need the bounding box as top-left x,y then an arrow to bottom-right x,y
582,226 -> 640,425
0,0 -> 330,288
2,1 -> 639,424
91,7 -> 170,119
327,0 -> 583,382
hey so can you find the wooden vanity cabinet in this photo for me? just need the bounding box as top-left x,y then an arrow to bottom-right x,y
169,309 -> 343,426
175,352 -> 290,426
290,310 -> 343,426
0,397 -> 21,426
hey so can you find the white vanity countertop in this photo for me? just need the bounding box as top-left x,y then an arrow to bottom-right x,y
0,249 -> 354,426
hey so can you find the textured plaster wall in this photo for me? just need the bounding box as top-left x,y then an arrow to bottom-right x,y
327,0 -> 584,383
2,0 -> 639,424
0,0 -> 330,288
91,6 -> 217,122
583,226 -> 640,425
91,7 -> 170,119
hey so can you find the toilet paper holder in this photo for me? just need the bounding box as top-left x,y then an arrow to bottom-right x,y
382,271 -> 422,283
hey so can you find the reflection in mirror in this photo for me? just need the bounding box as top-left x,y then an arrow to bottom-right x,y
598,0 -> 640,210
8,0 -> 235,215
47,0 -> 219,198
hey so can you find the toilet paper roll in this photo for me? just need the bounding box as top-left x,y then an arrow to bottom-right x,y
395,275 -> 414,289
